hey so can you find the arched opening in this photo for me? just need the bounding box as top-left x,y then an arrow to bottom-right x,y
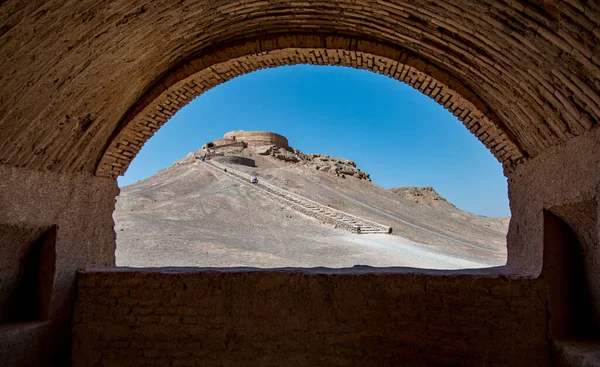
113,64 -> 510,269
2,2 -> 599,365
95,38 -> 526,179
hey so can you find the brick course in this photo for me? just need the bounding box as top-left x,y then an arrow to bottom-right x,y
0,1 -> 598,176
96,42 -> 526,178
72,269 -> 548,367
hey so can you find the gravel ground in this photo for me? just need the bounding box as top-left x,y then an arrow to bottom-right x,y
115,151 -> 508,269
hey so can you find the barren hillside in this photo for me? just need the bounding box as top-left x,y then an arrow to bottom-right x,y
115,136 -> 508,269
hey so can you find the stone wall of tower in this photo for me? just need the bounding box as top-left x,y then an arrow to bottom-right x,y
223,131 -> 289,149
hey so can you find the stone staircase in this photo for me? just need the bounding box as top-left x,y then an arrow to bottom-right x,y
201,159 -> 392,235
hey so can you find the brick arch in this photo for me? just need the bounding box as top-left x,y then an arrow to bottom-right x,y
1,3 -> 600,365
96,36 -> 526,178
0,1 -> 598,177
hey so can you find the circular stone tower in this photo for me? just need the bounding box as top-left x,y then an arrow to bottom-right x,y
223,130 -> 289,149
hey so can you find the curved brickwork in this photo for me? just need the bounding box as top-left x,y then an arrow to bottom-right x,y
0,2 -> 598,178
223,131 -> 289,149
96,43 -> 525,178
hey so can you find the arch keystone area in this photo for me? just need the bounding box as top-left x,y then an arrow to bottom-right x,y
94,36 -> 528,178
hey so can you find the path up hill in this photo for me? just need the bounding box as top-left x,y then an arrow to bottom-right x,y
115,135 -> 508,269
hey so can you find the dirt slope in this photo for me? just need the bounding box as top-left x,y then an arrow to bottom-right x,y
115,146 -> 508,269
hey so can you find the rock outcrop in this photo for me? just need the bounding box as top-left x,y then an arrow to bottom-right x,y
389,187 -> 450,205
257,146 -> 370,180
200,131 -> 371,180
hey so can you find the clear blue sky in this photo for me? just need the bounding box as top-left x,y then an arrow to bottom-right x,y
120,65 -> 510,218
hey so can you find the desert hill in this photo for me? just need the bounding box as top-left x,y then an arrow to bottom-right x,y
115,131 -> 508,269
390,186 -> 449,204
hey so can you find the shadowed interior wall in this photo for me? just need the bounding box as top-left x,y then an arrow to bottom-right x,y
72,269 -> 548,367
0,224 -> 53,323
0,225 -> 56,323
549,202 -> 600,333
0,167 -> 118,366
505,127 -> 600,275
542,210 -> 596,339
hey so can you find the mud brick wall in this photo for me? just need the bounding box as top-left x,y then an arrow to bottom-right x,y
4,2 -> 599,178
72,269 -> 548,367
226,131 -> 290,149
0,166 -> 118,365
96,43 -> 525,178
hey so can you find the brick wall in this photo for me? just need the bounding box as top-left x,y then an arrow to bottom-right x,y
96,41 -> 525,178
0,166 -> 118,365
1,2 -> 598,177
72,269 -> 548,366
231,131 -> 290,149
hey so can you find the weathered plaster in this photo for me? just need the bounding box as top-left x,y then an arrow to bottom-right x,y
0,166 -> 118,365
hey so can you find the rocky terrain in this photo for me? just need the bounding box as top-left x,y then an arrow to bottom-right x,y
390,186 -> 449,204
187,144 -> 372,180
115,132 -> 509,269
